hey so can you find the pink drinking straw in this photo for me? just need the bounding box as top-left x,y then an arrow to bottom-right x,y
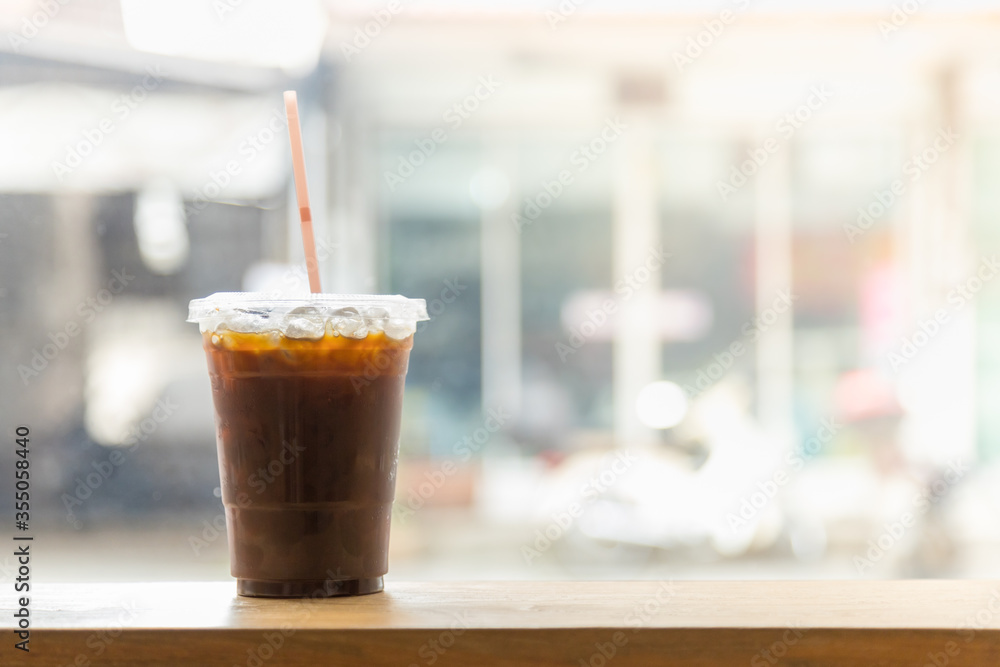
284,91 -> 322,294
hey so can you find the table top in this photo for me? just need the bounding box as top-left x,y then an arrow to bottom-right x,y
5,580 -> 1000,666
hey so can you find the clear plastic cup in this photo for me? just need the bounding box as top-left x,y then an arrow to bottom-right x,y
188,292 -> 428,597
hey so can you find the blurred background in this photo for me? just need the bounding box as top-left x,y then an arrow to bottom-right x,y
3,0 -> 1000,583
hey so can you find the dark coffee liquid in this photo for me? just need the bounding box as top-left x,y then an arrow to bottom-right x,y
203,330 -> 412,598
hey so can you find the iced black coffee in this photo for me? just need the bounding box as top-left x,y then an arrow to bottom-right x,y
188,293 -> 427,597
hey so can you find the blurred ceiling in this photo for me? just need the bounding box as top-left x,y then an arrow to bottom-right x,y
2,0 -> 1000,193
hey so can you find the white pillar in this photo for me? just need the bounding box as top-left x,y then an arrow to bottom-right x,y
325,91 -> 377,294
480,150 -> 522,417
897,68 -> 975,466
613,115 -> 661,447
753,140 -> 795,444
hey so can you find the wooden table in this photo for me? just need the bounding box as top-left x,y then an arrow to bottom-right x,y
4,580 -> 1000,666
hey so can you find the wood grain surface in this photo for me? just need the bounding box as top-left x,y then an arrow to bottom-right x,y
3,580 -> 1000,666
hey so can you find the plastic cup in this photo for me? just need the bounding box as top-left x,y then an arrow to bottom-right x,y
187,292 -> 428,598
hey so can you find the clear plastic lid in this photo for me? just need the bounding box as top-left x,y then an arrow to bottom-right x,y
187,292 -> 429,340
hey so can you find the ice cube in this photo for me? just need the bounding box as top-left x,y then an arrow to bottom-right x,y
384,318 -> 415,340
284,317 -> 325,340
223,308 -> 269,333
330,307 -> 368,339
336,318 -> 368,339
362,306 -> 390,332
282,306 -> 326,340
